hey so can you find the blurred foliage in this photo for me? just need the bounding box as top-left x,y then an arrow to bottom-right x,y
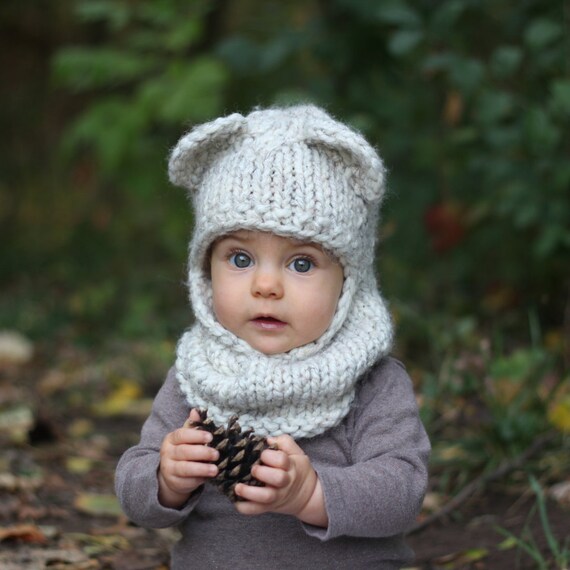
1,0 -> 231,340
3,0 -> 568,347
53,1 -> 227,173
1,2 -> 568,357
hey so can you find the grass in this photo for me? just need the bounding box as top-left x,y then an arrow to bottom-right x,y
495,476 -> 570,570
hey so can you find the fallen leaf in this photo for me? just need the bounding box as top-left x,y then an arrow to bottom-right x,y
66,456 -> 95,474
421,492 -> 445,513
548,395 -> 570,433
435,547 -> 489,568
92,380 -> 145,416
434,443 -> 469,462
497,536 -> 518,550
549,480 -> 570,508
74,492 -> 123,517
65,532 -> 129,555
38,369 -> 69,394
0,331 -> 33,365
0,547 -> 96,570
68,418 -> 95,439
0,471 -> 44,492
0,523 -> 47,544
0,406 -> 34,443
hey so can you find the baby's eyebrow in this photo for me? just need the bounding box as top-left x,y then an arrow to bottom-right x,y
288,238 -> 328,251
291,242 -> 324,252
215,232 -> 329,256
215,232 -> 251,246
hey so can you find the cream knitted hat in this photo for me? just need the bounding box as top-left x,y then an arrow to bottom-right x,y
169,104 -> 386,269
169,105 -> 393,437
170,105 -> 389,351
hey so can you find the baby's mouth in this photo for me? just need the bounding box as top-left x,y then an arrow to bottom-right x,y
251,316 -> 287,330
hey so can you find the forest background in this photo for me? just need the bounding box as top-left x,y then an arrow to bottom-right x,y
0,0 -> 569,568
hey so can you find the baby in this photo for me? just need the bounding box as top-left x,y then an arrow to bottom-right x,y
115,105 -> 430,569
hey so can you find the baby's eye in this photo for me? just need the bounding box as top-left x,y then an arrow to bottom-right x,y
230,252 -> 253,268
289,257 -> 313,273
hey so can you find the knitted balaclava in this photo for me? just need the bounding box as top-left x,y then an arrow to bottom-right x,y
170,105 -> 393,438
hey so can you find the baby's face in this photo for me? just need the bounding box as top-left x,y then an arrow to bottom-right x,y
210,230 -> 344,355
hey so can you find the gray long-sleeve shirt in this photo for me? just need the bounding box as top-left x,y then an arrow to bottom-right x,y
115,357 -> 430,569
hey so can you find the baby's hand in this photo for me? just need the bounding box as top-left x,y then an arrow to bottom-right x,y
158,409 -> 219,508
234,435 -> 328,527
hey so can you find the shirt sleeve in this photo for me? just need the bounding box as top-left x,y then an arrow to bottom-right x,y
304,358 -> 431,541
114,368 -> 203,528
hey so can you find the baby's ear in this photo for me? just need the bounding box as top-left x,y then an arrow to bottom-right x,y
168,113 -> 246,192
302,109 -> 387,205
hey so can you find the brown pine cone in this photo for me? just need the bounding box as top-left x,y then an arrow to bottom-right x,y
184,409 -> 276,502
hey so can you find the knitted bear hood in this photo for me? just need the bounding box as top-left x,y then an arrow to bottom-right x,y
170,105 -> 393,438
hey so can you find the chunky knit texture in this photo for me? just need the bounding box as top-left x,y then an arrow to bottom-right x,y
169,105 -> 393,438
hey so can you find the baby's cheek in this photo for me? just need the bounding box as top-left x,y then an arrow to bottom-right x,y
299,298 -> 336,338
212,292 -> 236,331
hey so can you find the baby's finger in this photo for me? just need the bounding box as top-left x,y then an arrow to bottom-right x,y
171,459 -> 218,479
260,448 -> 290,470
234,482 -> 276,505
170,427 -> 212,446
252,464 -> 290,488
171,443 -> 218,463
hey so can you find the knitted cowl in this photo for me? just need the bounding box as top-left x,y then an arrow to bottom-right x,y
170,105 -> 393,439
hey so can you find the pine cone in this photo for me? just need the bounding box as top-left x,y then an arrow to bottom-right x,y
184,409 -> 275,502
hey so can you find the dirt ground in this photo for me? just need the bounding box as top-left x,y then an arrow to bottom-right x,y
1,343 -> 568,570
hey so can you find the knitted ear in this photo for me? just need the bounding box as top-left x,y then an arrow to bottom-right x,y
303,113 -> 386,205
168,113 -> 247,192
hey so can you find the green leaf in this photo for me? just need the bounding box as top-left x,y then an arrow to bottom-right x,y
375,3 -> 421,26
523,107 -> 561,154
450,58 -> 484,93
63,98 -> 149,171
430,0 -> 467,33
483,126 -> 520,150
165,19 -> 203,51
53,48 -> 156,90
217,36 -> 260,74
258,32 -> 303,72
535,226 -> 570,257
157,57 -> 228,123
75,0 -> 130,30
490,46 -> 523,78
388,30 -> 423,56
524,19 -> 562,50
550,79 -> 570,115
465,548 -> 489,561
421,52 -> 454,74
497,536 -> 518,551
476,91 -> 514,124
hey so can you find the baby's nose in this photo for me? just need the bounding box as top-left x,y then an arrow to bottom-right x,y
251,268 -> 284,298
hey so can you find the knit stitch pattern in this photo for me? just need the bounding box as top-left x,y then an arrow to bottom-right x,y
170,105 -> 393,438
